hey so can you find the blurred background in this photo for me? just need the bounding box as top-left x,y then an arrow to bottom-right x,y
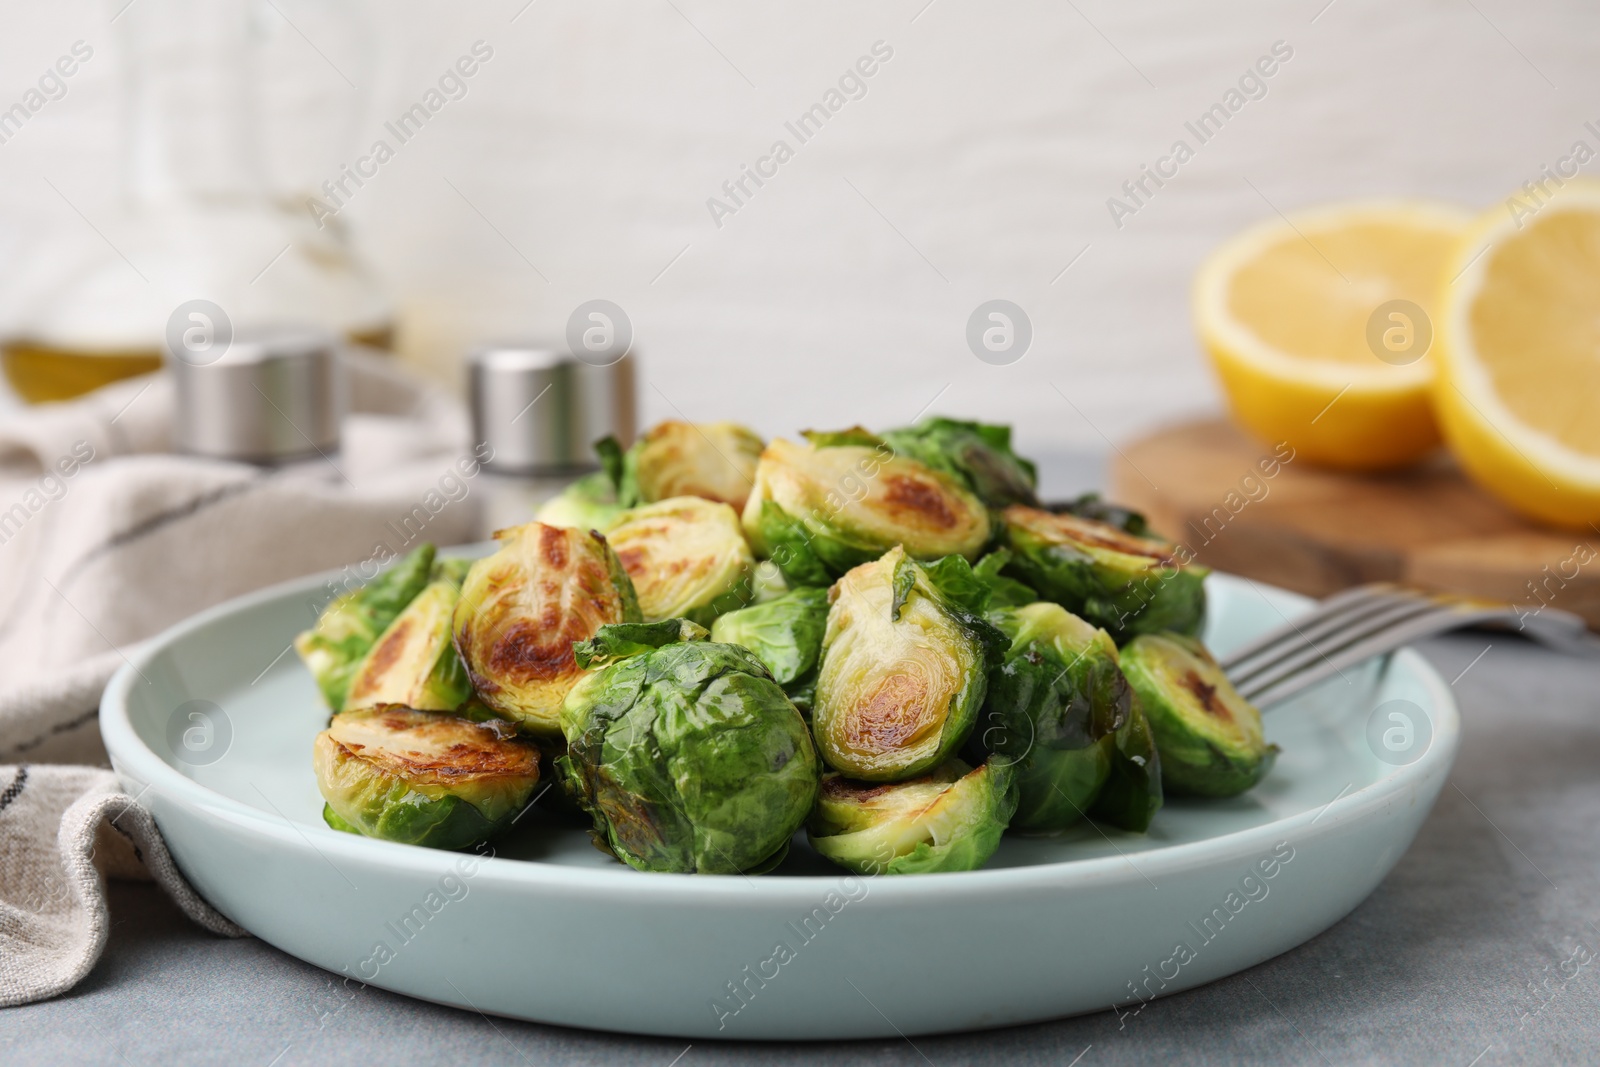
2,0 -> 1593,451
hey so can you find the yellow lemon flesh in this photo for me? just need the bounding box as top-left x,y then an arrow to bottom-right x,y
1436,185 -> 1600,528
1195,201 -> 1471,470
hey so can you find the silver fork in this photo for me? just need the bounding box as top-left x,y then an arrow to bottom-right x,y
1219,583 -> 1600,708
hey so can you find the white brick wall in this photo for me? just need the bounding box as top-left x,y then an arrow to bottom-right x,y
1,0 -> 1593,457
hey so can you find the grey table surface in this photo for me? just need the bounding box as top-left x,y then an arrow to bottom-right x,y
7,456 -> 1600,1065
8,632 -> 1600,1066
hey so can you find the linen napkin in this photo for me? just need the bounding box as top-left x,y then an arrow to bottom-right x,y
0,350 -> 486,1005
0,764 -> 244,1007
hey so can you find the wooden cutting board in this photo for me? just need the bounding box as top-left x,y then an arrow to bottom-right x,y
1108,419 -> 1600,629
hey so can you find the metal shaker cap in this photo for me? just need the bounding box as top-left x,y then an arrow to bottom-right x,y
171,327 -> 343,464
467,345 -> 636,475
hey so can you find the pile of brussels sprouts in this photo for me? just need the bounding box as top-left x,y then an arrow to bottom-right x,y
298,417 -> 1278,876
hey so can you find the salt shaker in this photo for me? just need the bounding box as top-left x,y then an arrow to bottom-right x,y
467,345 -> 635,537
170,327 -> 344,465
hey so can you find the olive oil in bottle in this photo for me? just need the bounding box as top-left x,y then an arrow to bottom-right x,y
0,0 -> 390,404
1,342 -> 164,405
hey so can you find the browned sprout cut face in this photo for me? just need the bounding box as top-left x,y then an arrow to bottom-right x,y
811,547 -> 990,780
603,497 -> 754,625
452,522 -> 639,736
343,581 -> 472,713
1119,632 -> 1276,797
1000,505 -> 1208,641
1007,507 -> 1178,563
741,438 -> 991,585
314,705 -> 540,850
324,706 -> 536,786
632,420 -> 765,511
806,758 -> 1016,875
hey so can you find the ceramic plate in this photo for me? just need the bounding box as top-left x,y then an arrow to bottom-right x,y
100,559 -> 1458,1040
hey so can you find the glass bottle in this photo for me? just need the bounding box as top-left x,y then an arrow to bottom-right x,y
0,0 -> 390,404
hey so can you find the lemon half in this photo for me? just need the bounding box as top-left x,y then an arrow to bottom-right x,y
1195,201 -> 1472,470
1436,184 -> 1600,528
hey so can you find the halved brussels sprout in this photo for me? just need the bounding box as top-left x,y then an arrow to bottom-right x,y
534,470 -> 625,533
967,603 -> 1130,832
557,619 -> 820,874
604,497 -> 754,625
806,758 -> 1016,875
879,417 -> 1039,509
742,436 -> 991,586
1119,633 -> 1277,797
748,559 -> 790,604
709,586 -> 830,712
322,805 -> 361,834
429,555 -> 475,587
343,580 -> 473,713
296,544 -> 436,712
599,420 -> 765,511
1049,492 -> 1151,537
314,705 -> 540,850
453,522 -> 640,736
1001,505 -> 1208,642
812,547 -> 1004,781
526,734 -> 590,824
1089,689 -> 1163,832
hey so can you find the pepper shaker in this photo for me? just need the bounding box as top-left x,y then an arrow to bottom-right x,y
170,327 -> 344,465
467,344 -> 635,537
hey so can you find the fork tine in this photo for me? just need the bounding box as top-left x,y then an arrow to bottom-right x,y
1227,595 -> 1441,690
1235,601 -> 1455,703
1220,584 -> 1420,675
1240,603 -> 1512,706
1231,583 -> 1600,708
1511,604 -> 1595,648
1218,584 -> 1407,672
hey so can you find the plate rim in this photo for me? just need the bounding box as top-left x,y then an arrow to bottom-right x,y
100,562 -> 1461,903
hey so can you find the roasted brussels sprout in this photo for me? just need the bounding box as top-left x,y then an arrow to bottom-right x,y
296,544 -> 436,712
322,805 -> 361,834
1048,492 -> 1151,537
429,555 -> 475,587
812,547 -> 1004,781
557,619 -> 820,874
1120,633 -> 1277,797
604,497 -> 754,625
343,579 -> 473,713
1089,690 -> 1163,832
535,470 -> 625,533
526,734 -> 590,824
967,603 -> 1130,832
743,435 -> 991,586
314,705 -> 540,850
927,548 -> 1038,612
1001,505 -> 1208,642
807,758 -> 1016,875
879,417 -> 1039,508
748,559 -> 790,604
598,420 -> 765,511
709,586 -> 830,712
453,522 -> 640,736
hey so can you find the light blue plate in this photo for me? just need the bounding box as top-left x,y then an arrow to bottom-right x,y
100,562 -> 1458,1040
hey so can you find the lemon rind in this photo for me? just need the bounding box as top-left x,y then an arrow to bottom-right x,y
1439,183 -> 1600,490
